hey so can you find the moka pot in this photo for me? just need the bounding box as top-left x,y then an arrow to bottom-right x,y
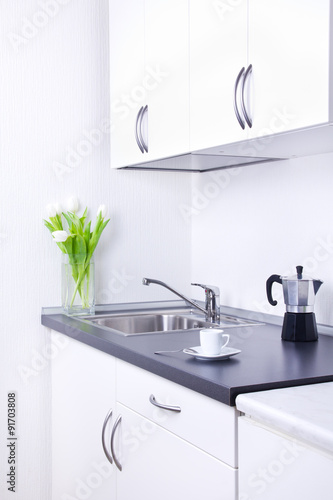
266,266 -> 323,342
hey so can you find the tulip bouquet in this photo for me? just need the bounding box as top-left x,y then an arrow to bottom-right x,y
44,197 -> 109,313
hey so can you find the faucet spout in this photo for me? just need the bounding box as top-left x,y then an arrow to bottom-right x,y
142,278 -> 220,323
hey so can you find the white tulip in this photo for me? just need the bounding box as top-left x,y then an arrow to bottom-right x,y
54,202 -> 62,215
46,203 -> 57,218
66,196 -> 79,213
52,230 -> 69,242
97,204 -> 108,218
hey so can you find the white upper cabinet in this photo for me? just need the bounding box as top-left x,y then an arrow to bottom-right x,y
248,0 -> 330,139
109,0 -> 146,168
189,0 -> 249,151
110,0 -> 189,169
190,0 -> 331,153
144,0 -> 189,161
110,0 -> 333,169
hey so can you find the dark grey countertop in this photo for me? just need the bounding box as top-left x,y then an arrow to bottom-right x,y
41,301 -> 333,406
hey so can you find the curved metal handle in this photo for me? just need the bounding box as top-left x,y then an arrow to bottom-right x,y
241,64 -> 253,128
135,107 -> 144,153
111,415 -> 122,471
234,67 -> 245,130
101,408 -> 113,464
139,104 -> 148,153
149,394 -> 181,413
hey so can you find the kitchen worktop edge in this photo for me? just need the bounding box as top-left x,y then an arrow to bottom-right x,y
41,303 -> 333,406
236,382 -> 333,454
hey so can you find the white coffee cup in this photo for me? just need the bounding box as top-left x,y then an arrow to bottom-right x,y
200,329 -> 229,355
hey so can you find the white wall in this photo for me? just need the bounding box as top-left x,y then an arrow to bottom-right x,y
0,2 -> 191,499
191,153 -> 333,325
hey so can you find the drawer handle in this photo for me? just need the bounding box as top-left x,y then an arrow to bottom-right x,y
111,415 -> 122,471
101,408 -> 113,464
149,394 -> 181,413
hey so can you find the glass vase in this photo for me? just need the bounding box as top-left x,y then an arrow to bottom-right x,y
61,254 -> 95,315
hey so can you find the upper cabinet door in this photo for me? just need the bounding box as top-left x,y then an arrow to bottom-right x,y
110,0 -> 189,168
144,0 -> 190,161
109,0 -> 146,168
248,0 -> 330,139
189,0 -> 249,152
190,0 -> 331,151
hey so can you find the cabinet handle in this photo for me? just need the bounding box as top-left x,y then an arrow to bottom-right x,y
135,106 -> 145,153
234,67 -> 245,130
241,64 -> 253,128
139,104 -> 148,153
101,408 -> 113,464
111,415 -> 122,471
149,394 -> 181,413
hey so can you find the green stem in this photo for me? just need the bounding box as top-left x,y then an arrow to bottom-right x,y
70,257 -> 92,308
85,264 -> 91,306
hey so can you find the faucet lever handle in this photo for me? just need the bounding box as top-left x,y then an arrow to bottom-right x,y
191,283 -> 220,296
191,283 -> 220,323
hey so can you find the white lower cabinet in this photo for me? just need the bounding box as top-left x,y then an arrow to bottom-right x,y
238,416 -> 333,500
116,359 -> 238,466
114,402 -> 236,500
51,332 -> 116,500
115,359 -> 238,500
51,333 -> 238,500
50,331 -> 333,500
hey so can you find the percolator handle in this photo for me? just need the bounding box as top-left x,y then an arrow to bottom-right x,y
266,274 -> 282,306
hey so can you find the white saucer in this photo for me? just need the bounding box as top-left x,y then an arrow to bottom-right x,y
183,345 -> 241,361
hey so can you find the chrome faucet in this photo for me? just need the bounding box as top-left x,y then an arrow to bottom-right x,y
142,278 -> 220,324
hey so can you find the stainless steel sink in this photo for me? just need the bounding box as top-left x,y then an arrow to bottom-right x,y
82,308 -> 262,336
90,313 -> 210,334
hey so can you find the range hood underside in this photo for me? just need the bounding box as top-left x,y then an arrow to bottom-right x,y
120,152 -> 283,172
119,123 -> 333,172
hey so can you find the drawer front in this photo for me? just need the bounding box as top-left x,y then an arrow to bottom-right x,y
116,359 -> 238,467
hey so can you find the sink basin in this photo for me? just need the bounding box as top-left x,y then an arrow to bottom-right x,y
82,307 -> 262,336
90,313 -> 210,335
